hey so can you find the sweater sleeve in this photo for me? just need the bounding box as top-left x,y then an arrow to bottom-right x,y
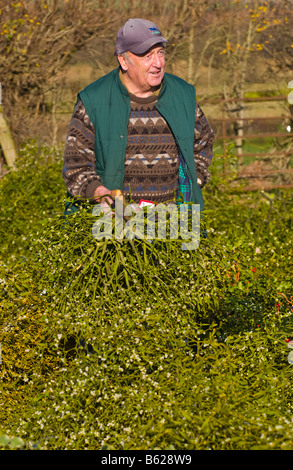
62,99 -> 102,199
193,103 -> 215,188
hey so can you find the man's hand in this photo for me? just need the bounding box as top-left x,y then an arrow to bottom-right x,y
94,185 -> 113,204
94,186 -> 124,216
93,185 -> 114,214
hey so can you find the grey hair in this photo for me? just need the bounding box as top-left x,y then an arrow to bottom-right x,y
117,51 -> 134,71
121,51 -> 133,64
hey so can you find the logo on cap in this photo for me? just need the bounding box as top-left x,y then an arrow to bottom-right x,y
149,27 -> 160,35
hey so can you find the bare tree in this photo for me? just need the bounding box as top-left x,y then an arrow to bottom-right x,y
212,0 -> 291,158
0,0 -> 118,144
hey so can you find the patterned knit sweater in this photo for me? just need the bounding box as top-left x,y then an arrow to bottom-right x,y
63,91 -> 214,204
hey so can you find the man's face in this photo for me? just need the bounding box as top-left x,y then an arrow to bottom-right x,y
118,45 -> 166,97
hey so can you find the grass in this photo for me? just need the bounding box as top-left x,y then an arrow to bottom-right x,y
214,137 -> 279,157
0,141 -> 292,450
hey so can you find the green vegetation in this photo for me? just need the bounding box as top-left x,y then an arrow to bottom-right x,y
1,142 -> 292,450
214,137 -> 276,157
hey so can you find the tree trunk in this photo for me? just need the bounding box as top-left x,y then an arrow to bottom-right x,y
0,104 -> 17,170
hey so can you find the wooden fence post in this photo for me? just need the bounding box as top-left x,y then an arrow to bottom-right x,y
222,106 -> 227,177
0,83 -> 17,170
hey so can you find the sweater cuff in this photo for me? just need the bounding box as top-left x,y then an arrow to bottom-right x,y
196,169 -> 210,188
85,179 -> 103,200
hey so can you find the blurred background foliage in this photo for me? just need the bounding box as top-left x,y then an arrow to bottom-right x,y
0,0 -> 292,148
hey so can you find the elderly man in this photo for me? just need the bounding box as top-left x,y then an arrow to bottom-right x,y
63,18 -> 214,215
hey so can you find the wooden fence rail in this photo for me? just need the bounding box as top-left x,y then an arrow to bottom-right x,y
202,95 -> 293,190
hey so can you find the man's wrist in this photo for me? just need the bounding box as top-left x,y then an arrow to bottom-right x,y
85,180 -> 104,200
